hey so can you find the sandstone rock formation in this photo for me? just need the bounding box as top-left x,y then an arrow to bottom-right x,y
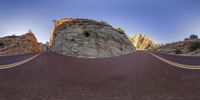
0,32 -> 42,56
50,18 -> 135,58
157,39 -> 200,55
129,34 -> 158,50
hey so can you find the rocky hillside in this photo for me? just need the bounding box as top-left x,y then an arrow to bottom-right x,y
50,18 -> 135,58
157,38 -> 200,55
129,34 -> 158,50
0,32 -> 42,56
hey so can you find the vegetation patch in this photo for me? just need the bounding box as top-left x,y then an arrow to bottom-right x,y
99,21 -> 113,28
189,42 -> 200,52
174,49 -> 181,54
189,34 -> 198,39
116,28 -> 125,34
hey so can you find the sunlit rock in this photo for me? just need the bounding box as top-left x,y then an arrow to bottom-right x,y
50,18 -> 135,58
0,32 -> 42,56
129,34 -> 158,50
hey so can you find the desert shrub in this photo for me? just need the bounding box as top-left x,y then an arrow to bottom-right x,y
99,21 -> 112,28
189,42 -> 200,52
116,27 -> 125,34
174,49 -> 181,54
189,34 -> 198,39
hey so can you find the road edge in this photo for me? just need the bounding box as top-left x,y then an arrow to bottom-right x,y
149,52 -> 200,70
0,53 -> 41,70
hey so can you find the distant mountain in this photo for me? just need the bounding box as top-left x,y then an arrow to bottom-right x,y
129,34 -> 158,50
0,32 -> 42,56
40,42 -> 49,52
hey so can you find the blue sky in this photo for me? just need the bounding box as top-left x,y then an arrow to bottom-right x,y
0,0 -> 200,44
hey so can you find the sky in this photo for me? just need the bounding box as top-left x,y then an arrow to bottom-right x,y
0,0 -> 200,44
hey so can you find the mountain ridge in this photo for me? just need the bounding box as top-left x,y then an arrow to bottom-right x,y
129,34 -> 158,50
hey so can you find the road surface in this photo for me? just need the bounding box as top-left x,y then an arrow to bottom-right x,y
152,52 -> 200,65
0,51 -> 200,100
0,53 -> 37,65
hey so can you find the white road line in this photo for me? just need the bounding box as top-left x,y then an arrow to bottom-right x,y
0,54 -> 41,70
149,52 -> 200,70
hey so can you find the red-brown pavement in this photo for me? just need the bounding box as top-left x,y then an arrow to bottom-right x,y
0,51 -> 200,100
0,53 -> 37,65
152,52 -> 200,65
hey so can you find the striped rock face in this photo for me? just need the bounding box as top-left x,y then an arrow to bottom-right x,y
129,34 -> 158,50
50,18 -> 135,58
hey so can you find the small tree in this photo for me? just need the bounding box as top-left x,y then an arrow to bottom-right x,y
189,34 -> 198,39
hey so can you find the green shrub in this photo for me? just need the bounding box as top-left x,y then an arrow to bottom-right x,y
116,27 -> 125,34
189,34 -> 198,39
175,49 -> 181,54
99,21 -> 112,28
189,42 -> 200,52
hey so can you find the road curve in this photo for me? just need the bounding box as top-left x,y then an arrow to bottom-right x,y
0,53 -> 41,70
0,53 -> 38,65
0,51 -> 200,100
149,52 -> 200,70
152,52 -> 200,65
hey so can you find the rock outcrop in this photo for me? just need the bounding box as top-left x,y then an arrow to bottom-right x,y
0,33 -> 42,56
50,18 -> 135,58
157,39 -> 200,55
129,34 -> 158,50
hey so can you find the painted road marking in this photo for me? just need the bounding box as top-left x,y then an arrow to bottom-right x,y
0,54 -> 41,70
149,52 -> 200,70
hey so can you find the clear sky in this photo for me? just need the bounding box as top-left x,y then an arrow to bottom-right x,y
0,0 -> 200,44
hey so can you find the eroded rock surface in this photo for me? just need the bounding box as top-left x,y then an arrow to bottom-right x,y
0,33 -> 42,56
129,34 -> 158,50
157,39 -> 200,55
50,18 -> 135,58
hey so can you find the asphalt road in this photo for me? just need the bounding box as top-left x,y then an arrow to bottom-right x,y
152,52 -> 200,65
0,51 -> 200,100
0,53 -> 37,65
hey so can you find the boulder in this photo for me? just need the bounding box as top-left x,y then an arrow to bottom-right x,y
50,18 -> 135,58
